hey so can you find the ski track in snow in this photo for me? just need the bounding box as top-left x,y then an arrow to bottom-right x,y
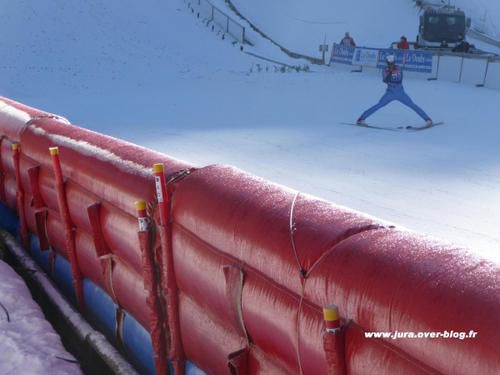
0,0 -> 499,265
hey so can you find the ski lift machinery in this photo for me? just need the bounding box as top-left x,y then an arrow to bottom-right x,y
415,0 -> 471,49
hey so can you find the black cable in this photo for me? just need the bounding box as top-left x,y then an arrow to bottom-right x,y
0,301 -> 10,322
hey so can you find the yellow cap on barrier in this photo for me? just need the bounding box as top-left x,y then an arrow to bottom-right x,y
11,143 -> 19,151
49,147 -> 59,155
152,163 -> 164,174
135,200 -> 147,211
323,304 -> 339,322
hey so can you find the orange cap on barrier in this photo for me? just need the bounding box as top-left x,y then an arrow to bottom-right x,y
135,200 -> 147,211
49,147 -> 59,156
323,304 -> 340,331
11,143 -> 19,151
152,163 -> 164,174
323,304 -> 339,322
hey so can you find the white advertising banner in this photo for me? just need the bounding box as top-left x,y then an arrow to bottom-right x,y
352,48 -> 380,67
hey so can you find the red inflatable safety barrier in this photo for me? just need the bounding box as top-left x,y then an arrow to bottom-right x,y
0,97 -> 499,375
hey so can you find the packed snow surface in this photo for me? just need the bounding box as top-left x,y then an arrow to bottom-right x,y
0,0 -> 499,263
0,260 -> 82,374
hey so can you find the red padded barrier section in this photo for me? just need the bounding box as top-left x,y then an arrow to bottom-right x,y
304,229 -> 500,374
38,167 -> 58,212
46,209 -> 67,256
21,117 -> 191,217
173,224 -> 246,330
0,97 -> 48,141
298,302 -> 328,375
247,346 -> 293,375
1,139 -> 16,175
64,180 -> 101,234
23,195 -> 37,233
179,293 -> 247,375
19,154 -> 38,195
242,270 -> 300,374
172,164 -> 500,374
21,124 -> 154,218
344,323 -> 439,374
101,204 -> 143,275
112,259 -> 150,330
0,99 -> 175,372
75,229 -> 105,289
172,165 -> 383,297
4,175 -> 17,210
1,140 -> 17,210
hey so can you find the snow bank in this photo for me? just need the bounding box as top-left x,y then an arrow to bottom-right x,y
0,259 -> 82,374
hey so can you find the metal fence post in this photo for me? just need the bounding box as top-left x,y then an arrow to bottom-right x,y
434,54 -> 441,81
458,56 -> 464,83
477,59 -> 490,87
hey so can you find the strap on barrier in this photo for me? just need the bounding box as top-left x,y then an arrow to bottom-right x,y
153,163 -> 185,374
27,166 -> 44,209
136,200 -> 168,375
115,307 -> 126,353
227,347 -> 249,375
87,203 -> 110,258
49,146 -> 84,311
323,305 -> 346,375
87,203 -> 120,303
12,143 -> 29,247
223,264 -> 248,343
28,165 -> 50,251
34,209 -> 50,251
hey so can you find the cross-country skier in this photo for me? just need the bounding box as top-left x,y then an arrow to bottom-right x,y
357,55 -> 432,126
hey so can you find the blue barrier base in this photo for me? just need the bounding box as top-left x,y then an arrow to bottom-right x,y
0,203 -> 19,236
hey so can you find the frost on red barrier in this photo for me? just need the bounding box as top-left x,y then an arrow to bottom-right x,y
170,164 -> 500,374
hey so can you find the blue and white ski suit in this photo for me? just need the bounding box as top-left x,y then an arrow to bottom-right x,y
359,66 -> 430,121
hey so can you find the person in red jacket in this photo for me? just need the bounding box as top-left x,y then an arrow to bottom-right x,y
340,32 -> 356,48
397,36 -> 410,49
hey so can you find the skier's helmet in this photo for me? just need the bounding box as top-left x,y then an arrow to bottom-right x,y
386,55 -> 396,64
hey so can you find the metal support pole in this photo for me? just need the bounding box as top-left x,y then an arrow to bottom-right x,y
458,57 -> 465,83
477,59 -> 490,87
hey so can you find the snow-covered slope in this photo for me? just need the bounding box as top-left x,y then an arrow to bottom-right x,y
229,0 -> 422,57
454,0 -> 500,37
0,260 -> 81,374
0,0 -> 256,99
0,0 -> 499,263
229,0 -> 500,57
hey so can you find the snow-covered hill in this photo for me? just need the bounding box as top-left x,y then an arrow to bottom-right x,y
454,0 -> 500,37
229,0 -> 422,57
0,0 -> 499,263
